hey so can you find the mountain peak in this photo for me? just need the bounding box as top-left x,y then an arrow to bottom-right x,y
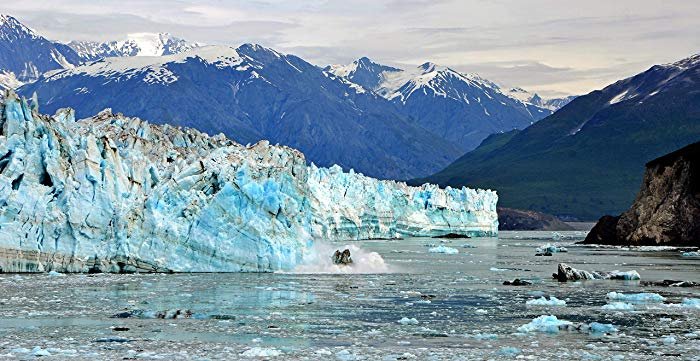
419,62 -> 437,72
0,14 -> 38,39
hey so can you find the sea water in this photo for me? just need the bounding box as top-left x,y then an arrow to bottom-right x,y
0,231 -> 698,360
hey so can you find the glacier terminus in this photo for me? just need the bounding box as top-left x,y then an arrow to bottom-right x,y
0,91 -> 498,273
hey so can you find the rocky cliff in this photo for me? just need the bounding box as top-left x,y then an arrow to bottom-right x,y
584,141 -> 700,246
0,91 -> 498,273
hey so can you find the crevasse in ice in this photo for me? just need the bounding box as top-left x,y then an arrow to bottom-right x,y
0,92 -> 498,272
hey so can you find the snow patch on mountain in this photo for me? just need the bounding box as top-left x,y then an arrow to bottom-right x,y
43,46 -> 249,86
68,33 -> 203,61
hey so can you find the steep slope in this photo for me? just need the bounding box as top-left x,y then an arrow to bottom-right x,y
415,53 -> 700,220
584,141 -> 700,246
324,57 -> 402,95
0,92 -> 497,273
68,33 -> 202,61
0,14 -> 81,82
328,58 -> 554,151
19,45 -> 461,179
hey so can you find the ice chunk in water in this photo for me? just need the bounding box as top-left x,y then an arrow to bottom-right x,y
525,296 -> 566,306
240,347 -> 282,357
587,322 -> 618,334
681,298 -> 700,309
398,317 -> 419,325
606,292 -> 666,303
428,245 -> 459,254
517,315 -> 573,333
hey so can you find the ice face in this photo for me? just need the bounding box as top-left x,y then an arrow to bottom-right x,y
0,92 -> 498,273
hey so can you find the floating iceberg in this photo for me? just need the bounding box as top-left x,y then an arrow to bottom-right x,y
681,251 -> 700,257
606,292 -> 666,303
525,296 -> 566,307
517,315 -> 573,333
587,322 -> 618,334
681,298 -> 700,309
0,92 -> 498,273
536,243 -> 568,254
398,317 -> 419,325
518,315 -> 618,334
428,245 -> 459,254
240,347 -> 282,357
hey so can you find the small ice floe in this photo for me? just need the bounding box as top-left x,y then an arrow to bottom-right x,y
661,336 -> 677,345
606,292 -> 666,303
681,251 -> 700,257
517,315 -> 618,334
475,309 -> 488,314
428,245 -> 459,254
240,347 -> 282,357
602,302 -> 635,311
587,322 -> 619,334
554,263 -> 640,282
336,349 -> 362,361
31,347 -> 51,357
681,298 -> 700,309
525,296 -> 566,307
47,270 -> 65,277
517,315 -> 572,333
461,244 -> 477,248
498,347 -> 521,356
397,317 -> 419,325
536,243 -> 568,256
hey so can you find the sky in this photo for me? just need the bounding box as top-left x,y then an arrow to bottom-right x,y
2,0 -> 698,97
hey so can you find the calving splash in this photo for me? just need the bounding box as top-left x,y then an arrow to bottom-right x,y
0,91 -> 498,273
292,242 -> 391,274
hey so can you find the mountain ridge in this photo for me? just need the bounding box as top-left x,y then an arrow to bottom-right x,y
413,52 -> 700,220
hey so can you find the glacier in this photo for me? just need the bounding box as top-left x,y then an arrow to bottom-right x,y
0,91 -> 498,273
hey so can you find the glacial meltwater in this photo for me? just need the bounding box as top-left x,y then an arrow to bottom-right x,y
1,231 -> 699,360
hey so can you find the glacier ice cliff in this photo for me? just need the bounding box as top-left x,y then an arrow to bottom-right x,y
0,91 -> 498,273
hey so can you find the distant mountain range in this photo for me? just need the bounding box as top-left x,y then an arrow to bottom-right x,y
327,57 -> 573,151
0,14 -> 200,87
2,14 -> 570,179
19,45 -> 462,179
414,53 -> 700,220
67,33 -> 202,61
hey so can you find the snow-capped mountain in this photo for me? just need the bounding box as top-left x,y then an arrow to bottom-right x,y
0,14 -> 81,82
20,44 -> 462,179
418,52 -> 700,220
506,87 -> 576,111
324,57 -> 402,96
0,92 -> 497,272
68,33 -> 202,61
329,58 -> 555,151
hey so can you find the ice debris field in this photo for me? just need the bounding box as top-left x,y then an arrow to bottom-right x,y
0,233 -> 699,360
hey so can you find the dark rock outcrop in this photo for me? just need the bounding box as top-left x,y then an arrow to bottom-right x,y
332,249 -> 353,265
497,207 -> 574,231
584,142 -> 700,246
